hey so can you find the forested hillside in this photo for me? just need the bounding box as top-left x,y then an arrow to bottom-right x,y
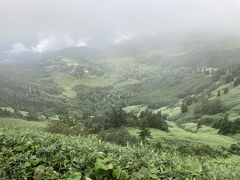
2,36 -> 240,179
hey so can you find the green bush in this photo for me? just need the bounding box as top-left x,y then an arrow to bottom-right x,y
230,142 -> 240,155
1,128 -> 240,179
194,99 -> 225,115
139,109 -> 169,132
47,115 -> 88,136
150,137 -> 229,158
85,115 -> 106,134
181,103 -> 188,113
176,143 -> 229,158
233,76 -> 240,87
98,128 -> 139,145
213,117 -> 240,135
198,117 -> 215,126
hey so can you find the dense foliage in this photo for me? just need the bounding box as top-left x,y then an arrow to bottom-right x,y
194,99 -> 225,115
2,37 -> 240,179
1,127 -> 240,179
213,116 -> 240,135
139,110 -> 168,132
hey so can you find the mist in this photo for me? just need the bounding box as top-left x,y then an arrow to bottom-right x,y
1,0 -> 240,53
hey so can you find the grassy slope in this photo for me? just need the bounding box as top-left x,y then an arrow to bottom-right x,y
124,103 -> 237,147
216,84 -> 240,120
1,118 -> 240,179
51,55 -> 154,99
53,73 -> 114,98
0,117 -> 236,148
128,121 -> 236,147
159,82 -> 240,124
0,118 -> 47,130
1,107 -> 29,116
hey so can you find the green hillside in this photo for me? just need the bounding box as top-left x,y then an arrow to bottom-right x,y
1,118 -> 240,179
2,37 -> 240,179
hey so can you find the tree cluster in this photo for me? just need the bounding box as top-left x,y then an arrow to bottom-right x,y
194,99 -> 225,115
213,115 -> 240,134
139,110 -> 169,132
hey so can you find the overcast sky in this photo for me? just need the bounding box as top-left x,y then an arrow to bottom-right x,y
1,0 -> 240,54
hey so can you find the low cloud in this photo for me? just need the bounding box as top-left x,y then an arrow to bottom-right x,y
7,37 -> 88,55
6,43 -> 29,55
32,37 -> 88,53
112,33 -> 130,45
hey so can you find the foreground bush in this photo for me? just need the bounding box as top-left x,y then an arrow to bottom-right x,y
230,142 -> 240,155
1,129 -> 240,179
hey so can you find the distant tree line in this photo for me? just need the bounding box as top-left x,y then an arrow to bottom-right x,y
48,106 -> 169,145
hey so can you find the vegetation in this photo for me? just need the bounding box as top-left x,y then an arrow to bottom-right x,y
194,99 -> 225,115
213,116 -> 240,135
3,37 -> 240,178
47,115 -> 87,136
139,110 -> 168,132
138,120 -> 152,141
2,118 -> 240,179
98,128 -> 139,145
233,76 -> 240,87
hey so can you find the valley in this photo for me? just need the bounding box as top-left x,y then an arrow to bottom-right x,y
1,36 -> 240,179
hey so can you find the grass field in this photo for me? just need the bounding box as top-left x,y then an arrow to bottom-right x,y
1,117 -> 236,148
159,82 -> 240,124
128,121 -> 237,147
0,118 -> 47,130
53,73 -> 114,98
216,84 -> 240,120
123,105 -> 147,115
1,107 -> 29,117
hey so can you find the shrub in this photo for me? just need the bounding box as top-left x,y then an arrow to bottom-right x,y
198,117 -> 215,126
126,113 -> 139,127
223,87 -> 229,94
85,115 -> 106,134
213,118 -> 240,135
233,76 -> 240,87
104,106 -> 127,129
139,109 -> 169,132
230,142 -> 240,155
176,143 -> 229,157
194,99 -> 225,115
150,137 -> 229,158
220,73 -> 233,84
98,128 -> 139,145
47,115 -> 88,136
181,103 -> 188,113
1,125 -> 240,179
138,120 -> 152,141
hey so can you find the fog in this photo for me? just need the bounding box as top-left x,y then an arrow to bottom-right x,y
1,0 -> 240,53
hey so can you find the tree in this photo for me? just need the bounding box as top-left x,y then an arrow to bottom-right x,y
139,109 -> 168,132
26,110 -> 39,121
223,87 -> 229,94
196,122 -> 202,131
181,103 -> 188,113
195,99 -> 224,115
234,77 -> 240,87
85,115 -> 105,133
105,106 -> 126,129
138,120 -> 151,141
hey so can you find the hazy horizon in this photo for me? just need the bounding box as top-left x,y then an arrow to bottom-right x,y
1,0 -> 240,54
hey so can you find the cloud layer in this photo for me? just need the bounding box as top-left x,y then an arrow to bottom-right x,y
7,37 -> 88,55
1,0 -> 240,52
